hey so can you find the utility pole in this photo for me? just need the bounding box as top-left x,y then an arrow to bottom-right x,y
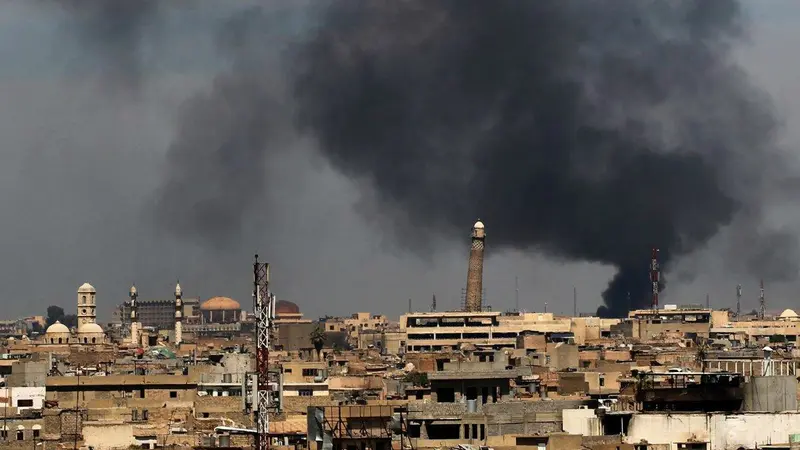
515,276 -> 519,312
431,294 -> 436,312
74,369 -> 80,450
706,293 -> 710,309
573,286 -> 577,317
408,298 -> 412,314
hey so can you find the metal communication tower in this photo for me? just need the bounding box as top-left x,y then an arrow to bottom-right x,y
650,248 -> 660,310
759,279 -> 766,320
253,255 -> 273,450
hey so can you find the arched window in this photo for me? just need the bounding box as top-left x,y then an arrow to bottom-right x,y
83,338 -> 87,344
91,337 -> 96,344
58,338 -> 62,344
82,295 -> 86,304
50,338 -> 54,344
16,426 -> 24,441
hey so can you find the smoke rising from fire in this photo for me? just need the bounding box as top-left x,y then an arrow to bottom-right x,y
140,1 -> 798,317
290,0 -> 789,316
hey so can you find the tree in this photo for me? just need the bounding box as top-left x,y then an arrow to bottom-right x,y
62,315 -> 78,329
310,325 -> 326,361
46,305 -> 65,327
403,371 -> 429,387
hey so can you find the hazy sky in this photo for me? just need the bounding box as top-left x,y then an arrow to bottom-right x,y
0,1 -> 799,321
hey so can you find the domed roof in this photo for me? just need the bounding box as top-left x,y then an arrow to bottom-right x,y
780,308 -> 799,319
77,323 -> 104,334
46,321 -> 69,334
129,284 -> 137,295
201,297 -> 241,311
473,220 -> 484,229
78,282 -> 96,293
276,300 -> 300,315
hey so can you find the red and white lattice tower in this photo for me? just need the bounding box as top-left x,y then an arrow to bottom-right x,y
253,255 -> 272,450
650,248 -> 660,310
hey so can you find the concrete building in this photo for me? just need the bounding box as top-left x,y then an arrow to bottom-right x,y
282,361 -> 329,397
117,296 -> 200,331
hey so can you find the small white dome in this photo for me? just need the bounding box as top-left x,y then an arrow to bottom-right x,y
78,283 -> 96,293
175,281 -> 182,296
77,323 -> 104,334
780,308 -> 798,319
129,285 -> 137,296
473,220 -> 484,229
46,321 -> 69,334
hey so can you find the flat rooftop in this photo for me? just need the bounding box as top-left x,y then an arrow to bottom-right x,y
402,311 -> 501,318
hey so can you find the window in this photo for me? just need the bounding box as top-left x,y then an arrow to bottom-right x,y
170,391 -> 177,398
82,295 -> 86,304
284,368 -> 293,374
17,399 -> 33,407
298,390 -> 313,397
202,412 -> 210,418
1,430 -> 7,439
302,369 -> 317,377
599,377 -> 605,387
16,430 -> 23,440
32,429 -> 39,439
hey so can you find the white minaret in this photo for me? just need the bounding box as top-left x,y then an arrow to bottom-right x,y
174,281 -> 183,345
77,282 -> 97,327
129,284 -> 140,346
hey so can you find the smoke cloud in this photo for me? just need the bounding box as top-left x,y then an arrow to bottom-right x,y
46,0 -> 159,92
153,6 -> 300,245
290,0 -> 790,316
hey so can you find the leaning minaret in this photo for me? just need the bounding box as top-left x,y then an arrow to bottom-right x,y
174,281 -> 183,345
129,284 -> 140,346
464,220 -> 486,312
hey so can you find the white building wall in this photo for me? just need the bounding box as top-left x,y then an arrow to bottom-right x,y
0,387 -> 45,410
562,408 -> 602,436
625,412 -> 800,450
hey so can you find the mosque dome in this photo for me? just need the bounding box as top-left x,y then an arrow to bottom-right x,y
78,283 -> 96,293
473,220 -> 484,229
45,321 -> 69,334
780,309 -> 799,319
201,297 -> 241,311
77,323 -> 104,334
276,300 -> 300,315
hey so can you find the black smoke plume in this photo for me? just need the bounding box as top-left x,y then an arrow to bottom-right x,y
291,0 -> 782,317
154,7 -> 296,244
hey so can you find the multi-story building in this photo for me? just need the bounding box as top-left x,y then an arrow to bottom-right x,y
117,297 -> 200,331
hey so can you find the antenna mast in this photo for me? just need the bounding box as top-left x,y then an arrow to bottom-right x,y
515,276 -> 519,312
253,255 -> 273,450
759,279 -> 766,320
650,248 -> 660,310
